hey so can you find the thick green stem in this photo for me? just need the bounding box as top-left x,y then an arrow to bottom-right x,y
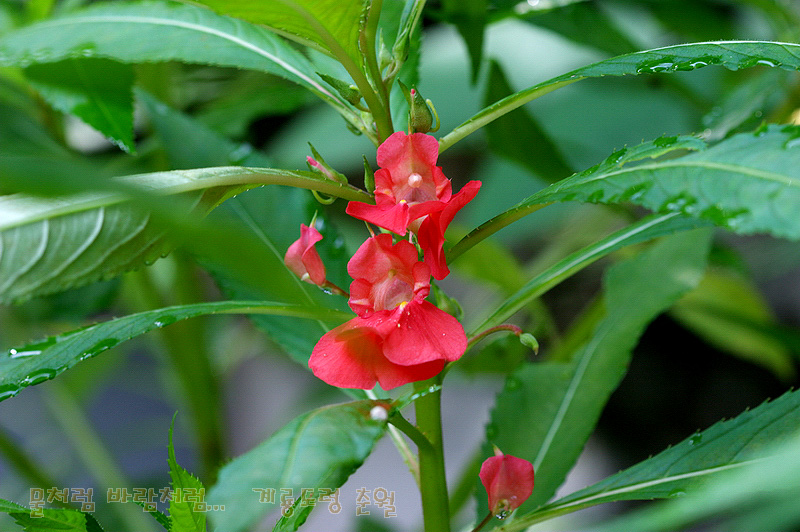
414,376 -> 451,532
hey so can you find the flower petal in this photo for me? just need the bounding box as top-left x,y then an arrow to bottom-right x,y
479,453 -> 535,515
383,300 -> 467,365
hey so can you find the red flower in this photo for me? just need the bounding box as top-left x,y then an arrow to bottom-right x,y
309,234 -> 467,389
284,224 -> 326,286
345,131 -> 480,280
479,451 -> 535,517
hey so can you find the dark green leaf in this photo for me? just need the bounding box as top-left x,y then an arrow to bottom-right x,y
0,1 -> 343,106
24,58 -> 134,152
168,423 -> 206,532
520,126 -> 800,240
483,60 -> 573,182
208,401 -> 386,532
514,387 -> 800,529
440,41 -> 800,151
479,229 -> 712,517
9,508 -> 89,532
443,0 -> 487,82
0,300 -> 349,403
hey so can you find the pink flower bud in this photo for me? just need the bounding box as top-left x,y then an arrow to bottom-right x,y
284,224 -> 326,286
479,451 -> 535,517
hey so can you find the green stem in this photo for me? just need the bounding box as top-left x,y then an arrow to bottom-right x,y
414,376 -> 451,532
471,511 -> 494,532
361,0 -> 392,128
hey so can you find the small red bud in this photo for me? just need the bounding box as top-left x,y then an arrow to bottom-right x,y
479,451 -> 534,517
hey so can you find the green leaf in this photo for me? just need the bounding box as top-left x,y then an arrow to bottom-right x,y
483,60 -> 573,183
9,508 -> 89,532
0,165 -> 370,303
0,499 -> 28,513
0,300 -> 349,403
24,58 -> 135,152
510,387 -> 800,530
208,401 -> 387,532
192,0 -> 368,69
168,421 -> 206,532
468,212 -> 709,334
671,269 -> 794,379
0,1 -> 342,106
519,125 -> 800,240
443,0 -> 487,82
440,41 -> 800,151
480,229 -> 712,517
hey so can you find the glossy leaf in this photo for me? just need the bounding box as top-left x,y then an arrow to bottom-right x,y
0,165 -> 370,303
479,229 -> 712,517
192,0 -> 368,68
168,423 -> 206,532
24,58 -> 135,152
509,387 -> 800,530
0,300 -> 349,403
483,60 -> 573,183
519,126 -> 800,239
207,401 -> 386,532
440,41 -> 800,151
0,1 -> 342,106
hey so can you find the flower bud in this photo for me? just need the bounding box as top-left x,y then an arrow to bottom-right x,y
479,449 -> 534,518
284,224 -> 326,286
409,87 -> 434,134
307,143 -> 348,184
317,72 -> 362,106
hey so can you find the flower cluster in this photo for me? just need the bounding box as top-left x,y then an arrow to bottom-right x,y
285,131 -> 480,389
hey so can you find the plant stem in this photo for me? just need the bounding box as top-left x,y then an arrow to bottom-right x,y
471,511 -> 494,532
414,376 -> 451,532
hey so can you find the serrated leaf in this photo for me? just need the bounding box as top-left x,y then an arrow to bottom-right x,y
0,165 -> 370,303
24,58 -> 134,152
0,499 -> 28,513
440,41 -> 800,151
470,212 -> 709,334
207,401 -> 386,532
9,508 -> 89,532
0,1 -> 342,106
520,125 -> 800,239
0,300 -> 349,403
192,0 -> 368,68
168,422 -> 206,532
479,229 -> 712,517
483,60 -> 573,182
512,387 -> 800,529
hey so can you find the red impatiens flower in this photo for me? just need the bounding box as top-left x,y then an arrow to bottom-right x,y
284,223 -> 326,286
479,450 -> 535,517
309,233 -> 467,390
346,131 -> 480,280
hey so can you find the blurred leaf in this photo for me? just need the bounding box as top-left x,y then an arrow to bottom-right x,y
0,300 -> 349,403
470,212 -> 708,333
443,0 -> 487,82
168,423 -> 206,532
0,1 -> 343,106
0,499 -> 27,513
440,40 -> 800,151
671,269 -> 794,379
138,90 -> 351,362
612,0 -> 738,42
479,229 -> 712,517
24,58 -> 134,152
0,165 -> 369,303
8,508 -> 90,532
522,125 -> 800,240
483,60 -> 573,182
192,0 -> 368,69
208,401 -> 386,532
520,1 -> 637,56
512,387 -> 800,530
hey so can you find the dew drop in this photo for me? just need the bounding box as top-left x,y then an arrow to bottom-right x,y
689,433 -> 703,446
84,338 -> 120,358
9,349 -> 42,359
668,488 -> 687,498
495,510 -> 510,520
21,368 -> 57,386
0,385 -> 20,401
154,315 -> 177,328
506,377 -> 521,391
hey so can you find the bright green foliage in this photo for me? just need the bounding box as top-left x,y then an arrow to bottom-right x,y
0,300 -> 349,403
479,229 -> 712,516
192,0 -> 369,69
517,387 -> 800,529
8,508 -> 90,532
524,126 -> 800,239
168,424 -> 207,532
24,58 -> 135,152
0,1 -> 339,104
207,401 -> 387,532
